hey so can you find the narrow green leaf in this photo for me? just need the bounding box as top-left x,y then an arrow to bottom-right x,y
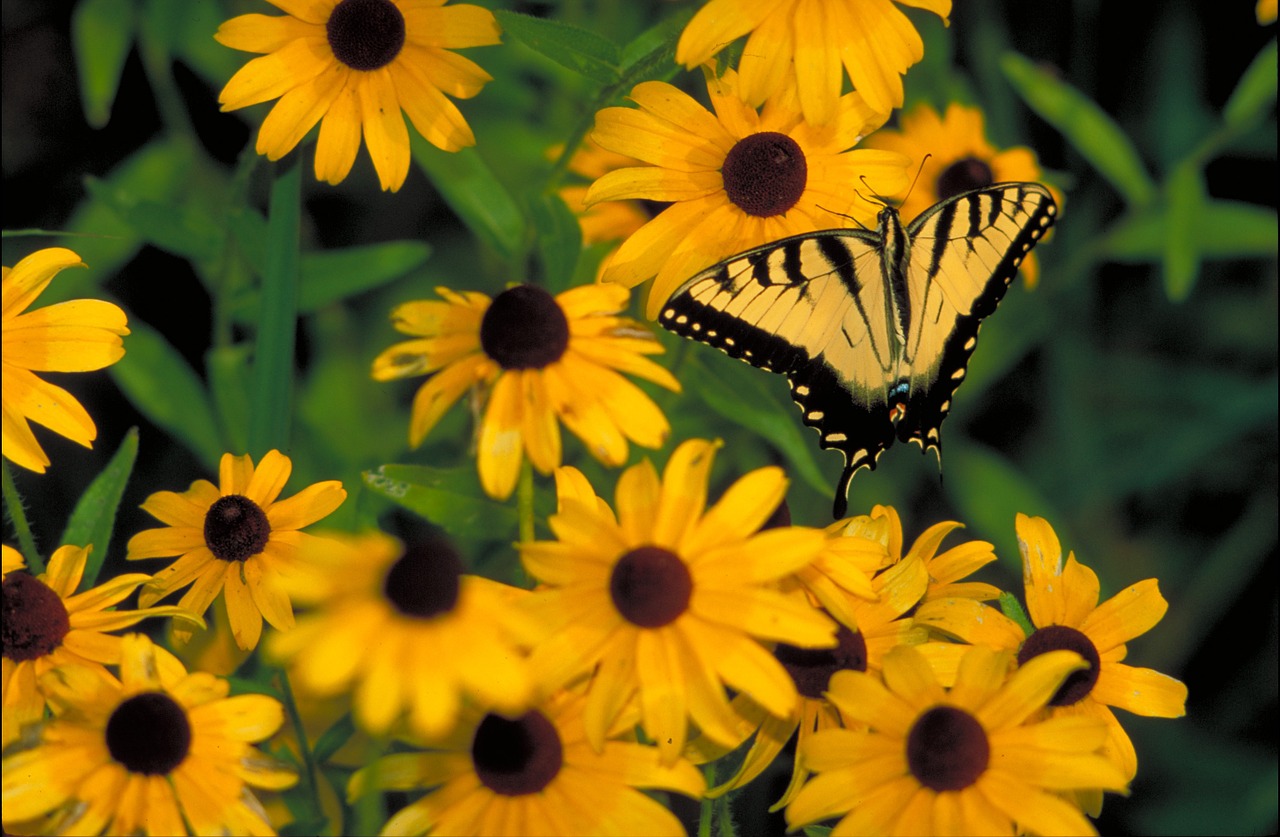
618,6 -> 696,81
297,242 -> 431,311
312,713 -> 356,763
207,344 -> 252,456
363,464 -> 520,541
1103,199 -> 1279,260
494,10 -> 620,84
249,162 -> 301,456
1163,163 -> 1205,300
1224,39 -> 1278,131
72,0 -> 135,128
61,428 -> 139,589
109,320 -> 221,467
689,355 -> 831,497
529,193 -> 582,293
1001,51 -> 1155,206
413,138 -> 526,261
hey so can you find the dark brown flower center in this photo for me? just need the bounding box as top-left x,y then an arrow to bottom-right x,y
204,495 -> 271,562
610,546 -> 692,628
472,710 -> 563,795
479,285 -> 570,370
1017,624 -> 1101,707
1,572 -> 71,662
382,537 -> 464,619
774,623 -> 868,699
906,705 -> 989,791
721,131 -> 808,217
106,691 -> 192,775
935,156 -> 994,200
327,0 -> 406,71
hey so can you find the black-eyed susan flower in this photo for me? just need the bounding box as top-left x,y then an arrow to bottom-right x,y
268,529 -> 538,739
1,544 -> 201,748
786,645 -> 1129,837
518,439 -> 838,766
914,513 -> 1188,788
676,0 -> 952,125
371,283 -> 680,500
216,0 -> 500,191
126,449 -> 347,650
584,69 -> 910,317
349,687 -> 705,836
2,247 -> 128,474
1,633 -> 294,836
862,102 -> 1063,286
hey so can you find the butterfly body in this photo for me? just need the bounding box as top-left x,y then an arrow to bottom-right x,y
659,183 -> 1058,518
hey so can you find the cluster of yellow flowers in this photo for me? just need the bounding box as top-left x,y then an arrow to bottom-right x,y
2,2 -> 1188,836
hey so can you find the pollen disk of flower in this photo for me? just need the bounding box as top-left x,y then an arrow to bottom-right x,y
935,157 -> 994,200
774,623 -> 868,699
906,705 -> 990,792
1017,624 -> 1101,707
472,710 -> 564,795
610,546 -> 692,628
204,495 -> 271,562
106,691 -> 193,775
382,536 -> 464,618
479,285 -> 571,370
1,572 -> 71,662
721,132 -> 808,218
327,0 -> 406,71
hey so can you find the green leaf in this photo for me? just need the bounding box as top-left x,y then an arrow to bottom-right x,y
1001,51 -> 1155,207
82,178 -> 222,264
298,242 -> 431,311
1224,39 -> 1278,131
529,192 -> 582,293
618,6 -> 696,81
688,354 -> 831,497
413,138 -> 527,262
312,713 -> 356,763
494,10 -> 620,84
1163,163 -> 1206,300
206,344 -> 252,457
249,162 -> 301,457
363,464 -> 521,542
944,445 -> 1063,565
109,320 -> 222,467
72,0 -> 135,128
1103,199 -> 1279,260
61,429 -> 138,589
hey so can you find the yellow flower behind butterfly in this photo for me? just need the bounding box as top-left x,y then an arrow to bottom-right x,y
216,0 -> 500,191
2,247 -> 128,473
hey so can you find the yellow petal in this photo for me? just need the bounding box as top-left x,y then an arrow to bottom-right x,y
2,247 -> 86,317
477,371 -> 524,500
358,68 -> 411,191
220,36 -> 333,111
214,12 -> 318,53
314,76 -> 362,185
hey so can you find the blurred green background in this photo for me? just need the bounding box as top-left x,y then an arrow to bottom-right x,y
2,1 -> 1275,834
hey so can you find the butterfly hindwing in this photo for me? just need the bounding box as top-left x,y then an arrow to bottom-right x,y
659,182 -> 1058,518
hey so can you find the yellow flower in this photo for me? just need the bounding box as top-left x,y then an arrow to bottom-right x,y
216,0 -> 500,191
1,634 -> 294,836
676,0 -> 952,124
585,69 -> 910,317
914,514 -> 1189,788
862,102 -> 1062,286
2,247 -> 128,473
268,529 -> 539,739
1259,0 -> 1278,25
126,450 -> 347,650
519,439 -> 837,765
371,283 -> 680,500
786,645 -> 1129,837
1,544 -> 200,748
349,688 -> 705,836
859,504 -> 1001,602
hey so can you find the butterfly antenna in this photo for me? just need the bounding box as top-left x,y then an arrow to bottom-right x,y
900,153 -> 932,207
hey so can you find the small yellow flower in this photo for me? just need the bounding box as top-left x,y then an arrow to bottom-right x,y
862,102 -> 1062,285
349,688 -> 706,836
585,68 -> 910,317
786,645 -> 1129,837
2,247 -> 128,473
268,529 -> 539,739
914,514 -> 1189,787
1,634 -> 294,836
371,283 -> 680,500
126,450 -> 347,650
216,0 -> 500,191
677,0 -> 952,124
519,439 -> 838,765
1259,0 -> 1278,25
1,544 -> 201,748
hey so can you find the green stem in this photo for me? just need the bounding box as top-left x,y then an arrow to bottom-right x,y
998,591 -> 1035,637
276,667 -> 321,812
1,461 -> 42,574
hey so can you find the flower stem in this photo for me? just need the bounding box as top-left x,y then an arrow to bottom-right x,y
1,460 -> 42,574
998,591 -> 1035,637
276,667 -> 322,816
